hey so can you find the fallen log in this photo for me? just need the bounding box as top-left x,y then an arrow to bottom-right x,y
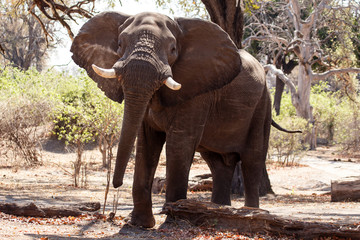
188,174 -> 213,192
331,177 -> 360,202
152,174 -> 213,194
0,201 -> 100,218
163,199 -> 360,240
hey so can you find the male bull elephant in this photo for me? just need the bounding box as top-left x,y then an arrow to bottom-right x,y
71,11 -> 290,228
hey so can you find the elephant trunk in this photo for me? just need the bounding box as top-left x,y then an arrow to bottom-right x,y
113,90 -> 151,188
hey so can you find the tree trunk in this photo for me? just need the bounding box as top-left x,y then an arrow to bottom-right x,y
99,135 -> 108,168
231,163 -> 244,196
297,64 -> 316,150
74,140 -> 84,187
273,57 -> 298,115
201,0 -> 243,49
201,0 -> 273,196
274,77 -> 285,115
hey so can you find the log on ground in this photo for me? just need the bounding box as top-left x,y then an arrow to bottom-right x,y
163,199 -> 360,240
331,177 -> 360,202
0,201 -> 100,217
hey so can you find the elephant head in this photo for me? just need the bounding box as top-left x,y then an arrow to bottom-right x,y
71,11 -> 241,189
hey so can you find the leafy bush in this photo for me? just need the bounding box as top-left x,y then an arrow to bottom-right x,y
92,97 -> 123,168
51,74 -> 98,144
333,98 -> 360,153
311,81 -> 360,153
311,81 -> 339,144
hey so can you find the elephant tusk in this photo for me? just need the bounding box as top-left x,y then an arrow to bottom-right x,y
92,64 -> 116,79
164,77 -> 181,90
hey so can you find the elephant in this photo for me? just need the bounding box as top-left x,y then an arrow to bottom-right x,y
70,11 -> 296,228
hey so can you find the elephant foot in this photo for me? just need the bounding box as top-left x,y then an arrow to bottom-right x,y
129,211 -> 156,228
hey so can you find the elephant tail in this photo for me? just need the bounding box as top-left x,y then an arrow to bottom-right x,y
271,120 -> 302,133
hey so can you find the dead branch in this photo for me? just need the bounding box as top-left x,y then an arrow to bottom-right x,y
29,10 -> 54,44
242,35 -> 289,48
27,0 -> 95,42
163,199 -> 360,240
312,68 -> 360,81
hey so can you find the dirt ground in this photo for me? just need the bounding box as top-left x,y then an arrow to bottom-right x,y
0,140 -> 359,239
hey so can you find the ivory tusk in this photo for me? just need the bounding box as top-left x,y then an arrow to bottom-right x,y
164,77 -> 181,90
92,64 -> 116,78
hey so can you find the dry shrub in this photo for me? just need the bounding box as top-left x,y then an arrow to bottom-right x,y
268,116 -> 310,167
0,99 -> 51,166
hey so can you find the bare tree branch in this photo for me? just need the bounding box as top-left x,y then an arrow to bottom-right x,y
243,33 -> 289,47
312,68 -> 360,81
27,0 -> 95,43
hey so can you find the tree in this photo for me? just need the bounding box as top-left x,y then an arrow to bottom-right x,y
0,4 -> 51,70
93,98 -> 123,169
1,0 -> 96,44
52,75 -> 99,187
27,0 -> 94,42
53,98 -> 96,187
243,0 -> 360,149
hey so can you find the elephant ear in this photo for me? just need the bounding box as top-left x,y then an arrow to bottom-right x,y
71,11 -> 130,103
162,17 -> 241,105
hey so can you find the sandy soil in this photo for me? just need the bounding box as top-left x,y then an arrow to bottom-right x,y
0,141 -> 359,239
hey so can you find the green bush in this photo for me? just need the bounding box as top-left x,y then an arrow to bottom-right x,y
311,81 -> 360,153
311,81 -> 339,144
333,97 -> 360,153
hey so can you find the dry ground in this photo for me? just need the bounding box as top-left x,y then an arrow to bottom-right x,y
0,140 -> 359,239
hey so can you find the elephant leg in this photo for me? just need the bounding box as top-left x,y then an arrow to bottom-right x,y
201,152 -> 237,205
241,159 -> 264,208
131,123 -> 165,228
241,87 -> 272,208
165,139 -> 196,203
241,122 -> 271,207
165,97 -> 209,203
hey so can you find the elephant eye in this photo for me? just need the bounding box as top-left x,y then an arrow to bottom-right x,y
170,44 -> 177,56
117,40 -> 124,57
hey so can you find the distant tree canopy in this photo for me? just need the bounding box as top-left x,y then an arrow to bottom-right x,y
0,2 -> 51,70
0,0 -> 98,69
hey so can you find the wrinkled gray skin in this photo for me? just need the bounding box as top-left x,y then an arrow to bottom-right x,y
71,11 -> 271,228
